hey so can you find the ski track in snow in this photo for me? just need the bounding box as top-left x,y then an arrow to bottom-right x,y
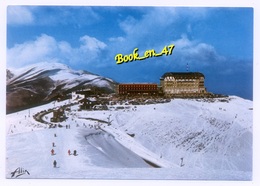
6,96 -> 253,180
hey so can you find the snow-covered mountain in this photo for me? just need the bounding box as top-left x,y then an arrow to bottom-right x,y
6,96 -> 253,180
6,62 -> 117,113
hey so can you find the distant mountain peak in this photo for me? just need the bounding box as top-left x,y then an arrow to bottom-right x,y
6,62 -> 117,113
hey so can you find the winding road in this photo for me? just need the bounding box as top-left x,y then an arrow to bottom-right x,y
35,103 -> 175,168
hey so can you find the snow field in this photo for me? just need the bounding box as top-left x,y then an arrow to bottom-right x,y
6,96 -> 252,180
109,97 -> 252,172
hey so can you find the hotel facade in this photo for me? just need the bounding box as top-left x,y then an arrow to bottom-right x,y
117,72 -> 208,97
117,83 -> 158,96
160,72 -> 207,97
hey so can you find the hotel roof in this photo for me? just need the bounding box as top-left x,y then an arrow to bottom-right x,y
161,72 -> 205,79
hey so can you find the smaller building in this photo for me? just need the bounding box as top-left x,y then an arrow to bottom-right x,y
51,107 -> 66,122
78,98 -> 94,110
117,83 -> 158,96
78,98 -> 97,110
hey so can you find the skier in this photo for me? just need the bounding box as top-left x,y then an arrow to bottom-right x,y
73,150 -> 77,156
51,149 -> 55,155
52,142 -> 55,147
53,160 -> 57,168
68,149 -> 71,155
180,157 -> 184,167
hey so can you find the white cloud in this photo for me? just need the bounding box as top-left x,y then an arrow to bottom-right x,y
110,9 -> 176,54
58,41 -> 73,55
79,35 -> 106,52
7,34 -> 107,68
108,37 -> 125,42
7,6 -> 101,26
7,6 -> 34,25
172,35 -> 225,65
117,7 -> 209,38
119,16 -> 138,35
113,7 -> 190,53
7,34 -> 57,68
112,7 -> 211,52
119,8 -> 178,37
173,34 -> 193,49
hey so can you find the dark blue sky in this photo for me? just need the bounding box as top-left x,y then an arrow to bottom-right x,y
7,6 -> 253,100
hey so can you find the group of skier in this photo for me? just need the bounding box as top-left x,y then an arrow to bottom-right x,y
51,132 -> 78,168
68,149 -> 78,156
52,133 -> 58,168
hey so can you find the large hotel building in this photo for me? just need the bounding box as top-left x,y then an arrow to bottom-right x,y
117,72 -> 207,97
160,72 -> 206,97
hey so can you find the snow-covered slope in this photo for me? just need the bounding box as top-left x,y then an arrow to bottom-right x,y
6,96 -> 253,180
6,62 -> 117,113
110,96 -> 252,172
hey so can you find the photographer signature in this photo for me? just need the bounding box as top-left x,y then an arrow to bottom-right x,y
11,167 -> 30,178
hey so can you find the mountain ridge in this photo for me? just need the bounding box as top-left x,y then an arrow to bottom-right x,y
6,62 -> 118,113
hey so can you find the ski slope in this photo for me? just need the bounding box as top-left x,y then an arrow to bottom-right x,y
6,96 -> 252,180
